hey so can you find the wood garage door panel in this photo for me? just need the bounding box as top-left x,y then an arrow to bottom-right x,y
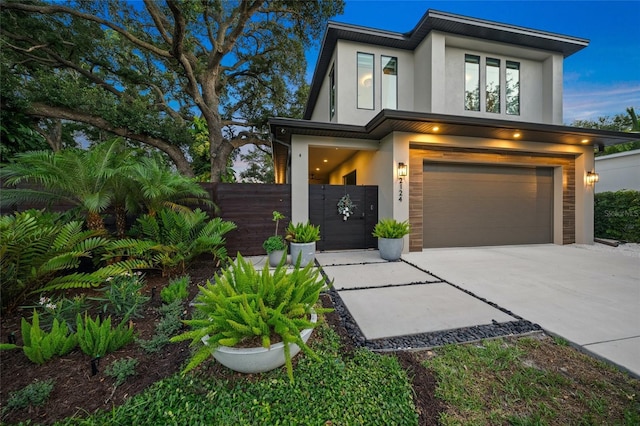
423,163 -> 553,248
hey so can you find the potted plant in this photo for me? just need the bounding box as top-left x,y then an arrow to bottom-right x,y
170,254 -> 331,382
286,221 -> 321,267
262,211 -> 287,267
372,218 -> 411,261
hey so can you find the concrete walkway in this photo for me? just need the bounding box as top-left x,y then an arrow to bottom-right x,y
402,244 -> 640,377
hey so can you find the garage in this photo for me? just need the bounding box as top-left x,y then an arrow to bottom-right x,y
423,163 -> 554,248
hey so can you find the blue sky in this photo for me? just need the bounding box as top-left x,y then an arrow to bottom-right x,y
308,0 -> 640,124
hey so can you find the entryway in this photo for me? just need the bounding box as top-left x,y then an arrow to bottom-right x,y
309,185 -> 378,251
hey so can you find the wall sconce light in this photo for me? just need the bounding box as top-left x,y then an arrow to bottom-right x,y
398,162 -> 407,201
586,171 -> 599,185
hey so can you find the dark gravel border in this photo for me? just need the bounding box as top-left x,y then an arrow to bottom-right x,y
318,259 -> 543,351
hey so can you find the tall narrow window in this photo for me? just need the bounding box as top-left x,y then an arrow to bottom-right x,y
357,53 -> 374,109
464,54 -> 480,111
506,61 -> 520,115
329,64 -> 336,119
486,58 -> 500,113
381,56 -> 397,110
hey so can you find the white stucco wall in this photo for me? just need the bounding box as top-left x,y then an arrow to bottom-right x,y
595,150 -> 640,193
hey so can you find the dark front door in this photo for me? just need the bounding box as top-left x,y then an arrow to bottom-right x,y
309,185 -> 378,251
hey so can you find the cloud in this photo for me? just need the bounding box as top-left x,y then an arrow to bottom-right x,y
563,82 -> 640,123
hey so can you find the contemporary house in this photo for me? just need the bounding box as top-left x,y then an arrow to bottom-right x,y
268,9 -> 634,252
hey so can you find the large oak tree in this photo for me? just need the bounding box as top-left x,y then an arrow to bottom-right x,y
0,0 -> 343,180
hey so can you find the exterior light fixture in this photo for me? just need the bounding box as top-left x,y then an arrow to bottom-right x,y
513,132 -> 521,138
398,162 -> 408,201
586,171 -> 599,185
432,126 -> 440,132
581,139 -> 590,144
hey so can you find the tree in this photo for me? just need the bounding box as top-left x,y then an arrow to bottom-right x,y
0,0 -> 344,181
571,107 -> 640,156
239,146 -> 274,183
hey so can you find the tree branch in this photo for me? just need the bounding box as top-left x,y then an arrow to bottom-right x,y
143,0 -> 173,45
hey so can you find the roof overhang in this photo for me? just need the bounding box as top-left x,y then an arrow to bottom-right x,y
304,9 -> 589,120
271,110 -> 637,150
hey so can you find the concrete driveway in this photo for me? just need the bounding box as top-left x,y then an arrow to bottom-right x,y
403,244 -> 640,377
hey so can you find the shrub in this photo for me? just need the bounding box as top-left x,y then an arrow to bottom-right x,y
90,273 -> 150,320
138,300 -> 184,354
372,218 -> 411,239
2,379 -> 55,415
76,314 -> 134,358
594,190 -> 640,242
160,275 -> 190,304
131,208 -> 237,275
21,311 -> 77,365
171,254 -> 332,382
105,358 -> 139,387
22,295 -> 89,332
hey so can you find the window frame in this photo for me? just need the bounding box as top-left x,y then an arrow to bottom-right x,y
506,60 -> 521,116
485,57 -> 501,114
381,55 -> 398,110
329,64 -> 336,120
464,54 -> 481,112
357,52 -> 375,110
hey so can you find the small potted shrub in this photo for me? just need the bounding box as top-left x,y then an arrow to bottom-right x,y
285,221 -> 321,267
372,218 -> 410,261
170,254 -> 331,382
262,211 -> 287,267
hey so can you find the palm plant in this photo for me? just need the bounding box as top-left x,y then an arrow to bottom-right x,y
126,154 -> 213,217
0,139 -> 126,232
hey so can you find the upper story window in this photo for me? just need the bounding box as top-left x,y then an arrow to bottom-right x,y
506,61 -> 520,115
357,52 -> 374,109
464,54 -> 480,111
381,56 -> 397,110
329,64 -> 336,120
486,58 -> 500,113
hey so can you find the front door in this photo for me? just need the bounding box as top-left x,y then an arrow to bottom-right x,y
309,185 -> 378,251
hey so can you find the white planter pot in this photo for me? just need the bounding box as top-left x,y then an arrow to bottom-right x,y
203,312 -> 317,374
289,242 -> 316,267
378,237 -> 404,261
268,249 -> 287,267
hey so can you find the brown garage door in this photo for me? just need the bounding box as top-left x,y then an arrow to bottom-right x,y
423,163 -> 553,248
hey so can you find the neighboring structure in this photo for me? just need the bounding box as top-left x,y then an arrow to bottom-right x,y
269,9 -> 635,251
595,150 -> 640,193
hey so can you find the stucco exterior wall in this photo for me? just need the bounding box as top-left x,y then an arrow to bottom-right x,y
595,150 -> 640,193
309,50 -> 336,122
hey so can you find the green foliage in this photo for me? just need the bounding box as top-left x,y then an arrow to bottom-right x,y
75,313 -> 134,358
0,343 -> 19,351
0,210 -> 106,309
22,295 -> 89,332
137,300 -> 184,354
372,218 -> 411,239
285,221 -> 321,243
60,325 -> 417,425
171,254 -> 332,382
2,379 -> 55,416
239,147 -> 275,183
105,358 -> 139,387
131,208 -> 237,275
90,273 -> 150,321
262,235 -> 287,253
20,311 -> 77,365
594,190 -> 640,242
160,275 -> 190,304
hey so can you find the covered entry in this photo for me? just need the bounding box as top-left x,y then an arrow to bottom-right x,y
423,163 -> 554,248
309,185 -> 378,251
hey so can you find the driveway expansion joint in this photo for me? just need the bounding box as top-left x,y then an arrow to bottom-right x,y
335,280 -> 445,292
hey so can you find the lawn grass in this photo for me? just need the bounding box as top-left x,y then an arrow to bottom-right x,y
423,336 -> 640,425
53,323 -> 418,425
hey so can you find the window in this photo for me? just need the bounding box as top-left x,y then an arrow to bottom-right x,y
486,58 -> 500,113
464,54 -> 480,111
329,64 -> 336,119
381,56 -> 397,110
343,170 -> 356,185
506,61 -> 520,115
357,52 -> 374,109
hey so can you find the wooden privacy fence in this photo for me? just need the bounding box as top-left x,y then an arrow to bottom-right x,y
2,182 -> 291,256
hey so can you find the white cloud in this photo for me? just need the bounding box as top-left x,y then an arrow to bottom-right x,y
563,82 -> 640,123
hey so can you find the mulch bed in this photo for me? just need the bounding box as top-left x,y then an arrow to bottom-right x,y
1,259 -> 443,425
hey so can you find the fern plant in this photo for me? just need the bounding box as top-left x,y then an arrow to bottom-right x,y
160,275 -> 190,304
171,254 -> 332,382
0,210 -> 151,309
75,313 -> 135,358
131,208 -> 237,275
21,311 -> 77,365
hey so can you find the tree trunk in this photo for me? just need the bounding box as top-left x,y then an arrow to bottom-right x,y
86,211 -> 106,233
114,204 -> 127,238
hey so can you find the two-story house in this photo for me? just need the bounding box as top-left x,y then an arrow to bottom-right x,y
268,9 -> 633,252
